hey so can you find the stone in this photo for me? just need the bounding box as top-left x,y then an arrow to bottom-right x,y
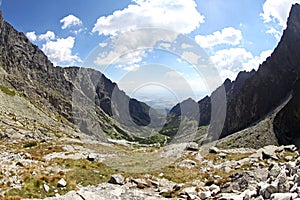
218,153 -> 228,159
198,191 -> 211,199
57,178 -> 67,187
270,193 -> 298,200
209,184 -> 220,195
185,142 -> 199,151
262,145 -> 279,160
176,159 -> 197,169
209,147 -> 220,154
181,187 -> 198,199
285,156 -> 294,161
108,174 -> 125,185
242,189 -> 257,200
284,145 -> 298,152
173,183 -> 184,191
87,153 -> 97,162
43,184 -> 50,193
259,183 -> 277,199
132,178 -> 150,189
270,163 -> 281,178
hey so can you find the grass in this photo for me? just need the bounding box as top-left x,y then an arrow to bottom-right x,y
23,141 -> 38,148
0,85 -> 15,96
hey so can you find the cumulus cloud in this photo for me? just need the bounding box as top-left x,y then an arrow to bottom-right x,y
60,14 -> 83,29
261,0 -> 300,27
210,48 -> 273,80
243,50 -> 272,71
211,48 -> 253,80
26,31 -> 37,41
38,31 -> 56,41
41,36 -> 82,66
260,0 -> 300,39
195,27 -> 242,48
93,29 -> 178,71
92,0 -> 204,36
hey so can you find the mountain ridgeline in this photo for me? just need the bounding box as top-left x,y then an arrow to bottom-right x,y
0,11 -> 154,141
162,3 -> 300,148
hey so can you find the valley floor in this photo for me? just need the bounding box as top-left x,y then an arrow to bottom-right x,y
0,137 -> 300,200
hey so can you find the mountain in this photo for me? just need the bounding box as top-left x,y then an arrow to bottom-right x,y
0,11 -> 160,141
162,3 -> 300,147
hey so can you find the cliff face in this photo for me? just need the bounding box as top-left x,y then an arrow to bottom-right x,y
0,11 -> 152,140
219,3 -> 300,139
273,77 -> 300,148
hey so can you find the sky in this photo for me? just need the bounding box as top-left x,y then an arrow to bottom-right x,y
1,0 -> 299,107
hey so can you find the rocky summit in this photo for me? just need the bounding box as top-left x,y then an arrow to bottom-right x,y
0,2 -> 300,200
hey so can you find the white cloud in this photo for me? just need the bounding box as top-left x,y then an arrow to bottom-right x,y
260,0 -> 300,39
93,29 -> 178,71
211,48 -> 253,80
92,0 -> 204,36
26,31 -> 37,41
243,50 -> 272,71
123,64 -> 140,72
210,48 -> 273,80
38,31 -> 56,41
261,0 -> 300,27
181,51 -> 200,64
60,14 -> 83,29
41,36 -> 82,66
195,27 -> 242,48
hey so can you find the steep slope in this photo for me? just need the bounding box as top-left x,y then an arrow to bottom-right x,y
218,3 -> 300,139
0,11 -> 154,141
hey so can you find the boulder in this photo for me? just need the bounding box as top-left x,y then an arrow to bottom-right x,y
108,174 -> 125,185
185,142 -> 199,151
57,178 -> 67,187
258,183 -> 277,199
270,193 -> 298,200
43,184 -> 50,193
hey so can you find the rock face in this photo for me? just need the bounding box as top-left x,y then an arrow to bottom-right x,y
220,3 -> 300,139
274,77 -> 300,148
0,11 -> 154,140
163,3 -> 300,146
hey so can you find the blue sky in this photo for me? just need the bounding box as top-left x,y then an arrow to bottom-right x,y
2,0 -> 299,106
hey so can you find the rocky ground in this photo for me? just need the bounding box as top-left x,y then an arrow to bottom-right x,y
0,135 -> 300,200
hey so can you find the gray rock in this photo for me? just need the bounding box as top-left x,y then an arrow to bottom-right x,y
270,193 -> 298,200
57,178 -> 67,187
262,145 -> 279,160
185,142 -> 199,151
259,183 -> 277,199
270,163 -> 282,178
218,153 -> 228,159
285,156 -> 294,161
43,184 -> 50,193
132,178 -> 150,189
180,187 -> 198,199
108,174 -> 125,185
284,145 -> 298,152
198,191 -> 211,199
176,159 -> 197,169
209,147 -> 220,154
209,184 -> 220,195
